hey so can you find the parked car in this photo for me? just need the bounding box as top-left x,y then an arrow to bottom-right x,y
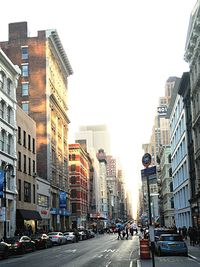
154,228 -> 177,242
5,236 -> 36,254
78,230 -> 87,241
155,234 -> 188,256
32,234 -> 53,249
0,241 -> 11,259
88,230 -> 95,238
63,232 -> 76,243
47,232 -> 66,245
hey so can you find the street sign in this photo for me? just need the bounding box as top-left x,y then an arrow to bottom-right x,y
141,166 -> 156,176
142,153 -> 152,168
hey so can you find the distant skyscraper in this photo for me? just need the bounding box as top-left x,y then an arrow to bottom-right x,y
75,124 -> 111,155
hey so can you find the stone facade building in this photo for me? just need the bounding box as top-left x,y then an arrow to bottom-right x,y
0,49 -> 20,238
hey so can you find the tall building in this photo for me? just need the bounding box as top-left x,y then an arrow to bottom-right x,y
178,72 -> 197,227
184,1 -> 200,228
157,145 -> 174,227
167,80 -> 192,228
75,124 -> 111,155
96,149 -> 108,221
0,48 -> 20,238
0,22 -> 73,230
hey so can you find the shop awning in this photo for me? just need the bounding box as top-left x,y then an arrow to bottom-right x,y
17,209 -> 42,220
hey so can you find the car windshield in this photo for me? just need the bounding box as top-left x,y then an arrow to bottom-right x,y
155,229 -> 176,236
160,235 -> 183,241
48,232 -> 59,236
5,237 -> 20,244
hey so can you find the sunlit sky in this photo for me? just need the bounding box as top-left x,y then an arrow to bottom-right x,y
0,0 -> 197,217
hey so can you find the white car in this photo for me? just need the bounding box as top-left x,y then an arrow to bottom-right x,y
63,232 -> 76,243
47,232 -> 66,245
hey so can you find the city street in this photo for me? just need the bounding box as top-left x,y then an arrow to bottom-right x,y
0,234 -> 139,267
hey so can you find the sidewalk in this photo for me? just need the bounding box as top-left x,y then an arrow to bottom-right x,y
137,239 -> 200,267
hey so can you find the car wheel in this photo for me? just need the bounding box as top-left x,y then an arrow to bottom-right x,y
45,242 -> 48,249
32,245 -> 36,252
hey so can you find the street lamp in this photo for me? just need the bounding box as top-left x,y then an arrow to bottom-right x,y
3,164 -> 14,241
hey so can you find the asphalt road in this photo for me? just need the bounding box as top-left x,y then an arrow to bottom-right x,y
0,234 -> 139,267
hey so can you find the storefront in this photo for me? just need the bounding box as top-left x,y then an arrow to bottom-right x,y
16,209 -> 42,235
50,208 -> 71,231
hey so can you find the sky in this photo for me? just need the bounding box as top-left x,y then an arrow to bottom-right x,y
0,0 -> 197,217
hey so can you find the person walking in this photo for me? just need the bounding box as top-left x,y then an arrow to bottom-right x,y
125,225 -> 129,240
117,227 -> 122,240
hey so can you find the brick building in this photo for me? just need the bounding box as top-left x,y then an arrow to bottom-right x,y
69,144 -> 89,229
0,22 -> 73,231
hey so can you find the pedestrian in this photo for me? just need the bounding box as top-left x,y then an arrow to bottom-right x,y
125,225 -> 129,240
117,227 -> 122,240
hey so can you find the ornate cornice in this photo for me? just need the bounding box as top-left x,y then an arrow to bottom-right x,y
47,30 -> 73,78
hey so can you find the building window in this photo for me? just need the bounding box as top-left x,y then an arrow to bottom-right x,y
18,127 -> 21,144
23,130 -> 26,147
32,138 -> 35,153
72,154 -> 76,160
0,71 -> 5,89
28,134 -> 31,150
18,151 -> 22,171
71,189 -> 77,198
21,47 -> 28,60
28,157 -> 31,175
7,134 -> 12,154
71,164 -> 76,172
0,130 -> 5,151
33,184 -> 35,204
18,179 -> 21,201
7,106 -> 11,124
23,155 -> 27,173
32,160 -> 36,173
22,83 -> 29,96
22,102 -> 29,113
0,100 -> 5,119
72,203 -> 77,213
7,79 -> 12,95
21,64 -> 29,77
38,194 -> 49,207
71,176 -> 76,184
24,181 -> 31,202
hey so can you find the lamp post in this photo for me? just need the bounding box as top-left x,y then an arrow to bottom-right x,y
3,164 -> 14,241
142,153 -> 155,267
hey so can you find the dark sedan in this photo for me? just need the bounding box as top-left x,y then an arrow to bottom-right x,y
32,234 -> 53,249
0,242 -> 11,259
5,236 -> 36,254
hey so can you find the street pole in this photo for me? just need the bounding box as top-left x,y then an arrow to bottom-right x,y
146,172 -> 155,267
142,153 -> 155,267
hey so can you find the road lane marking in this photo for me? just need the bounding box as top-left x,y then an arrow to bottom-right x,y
129,260 -> 133,267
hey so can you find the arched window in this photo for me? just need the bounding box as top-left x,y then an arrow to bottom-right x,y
7,78 -> 12,95
0,100 -> 5,119
7,134 -> 12,154
7,106 -> 12,124
0,71 -> 6,90
0,129 -> 6,151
